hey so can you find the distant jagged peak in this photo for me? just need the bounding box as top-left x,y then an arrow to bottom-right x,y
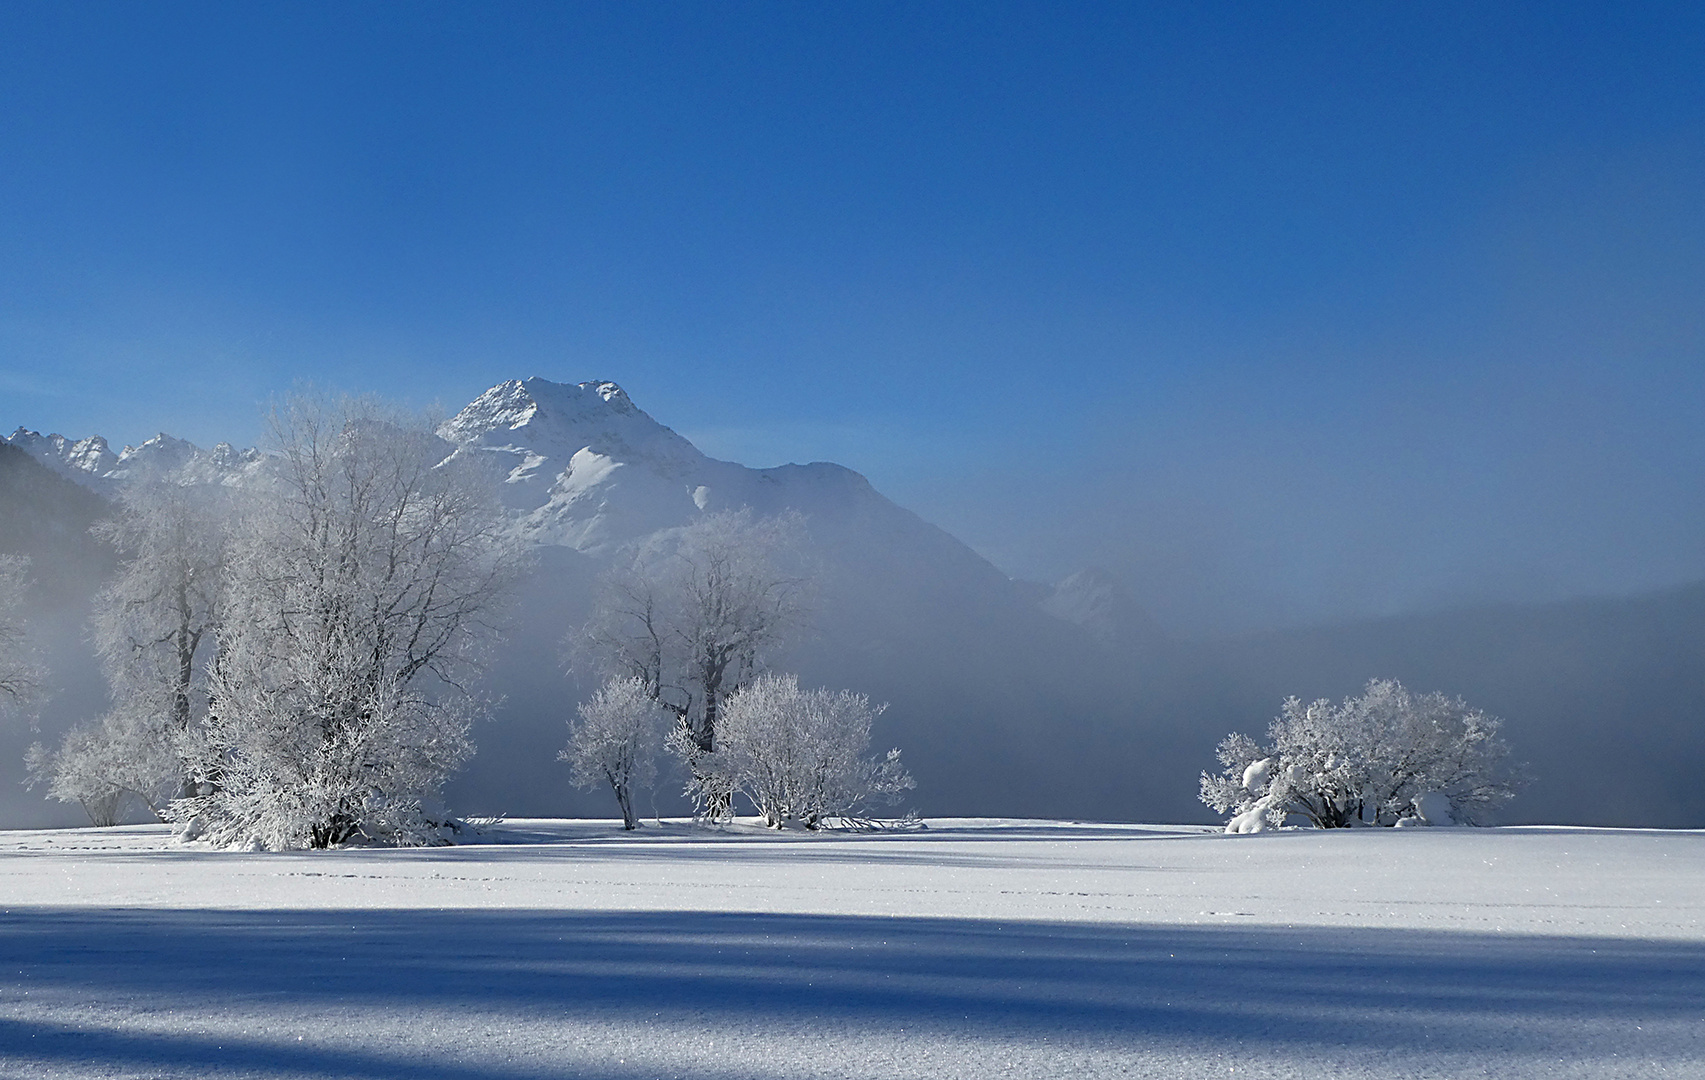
4,426 -> 263,488
103,433 -> 216,484
115,432 -> 196,465
208,441 -> 263,469
7,428 -> 119,482
7,428 -> 120,481
120,432 -> 193,454
65,435 -> 119,475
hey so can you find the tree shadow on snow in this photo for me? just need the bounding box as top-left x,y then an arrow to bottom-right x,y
0,908 -> 1700,1077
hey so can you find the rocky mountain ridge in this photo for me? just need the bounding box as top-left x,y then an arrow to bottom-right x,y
6,428 -> 267,489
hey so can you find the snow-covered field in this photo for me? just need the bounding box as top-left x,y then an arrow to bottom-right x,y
1,819 -> 1700,1079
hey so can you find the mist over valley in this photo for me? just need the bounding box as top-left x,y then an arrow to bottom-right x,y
5,378 -> 1701,830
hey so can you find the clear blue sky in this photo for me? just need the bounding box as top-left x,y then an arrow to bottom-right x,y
2,2 -> 1702,633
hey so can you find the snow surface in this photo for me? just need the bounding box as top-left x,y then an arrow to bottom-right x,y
1,819 -> 1700,1078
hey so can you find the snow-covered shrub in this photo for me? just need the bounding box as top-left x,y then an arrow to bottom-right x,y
561,675 -> 661,830
702,673 -> 914,829
27,702 -> 185,825
1200,678 -> 1525,831
166,396 -> 520,849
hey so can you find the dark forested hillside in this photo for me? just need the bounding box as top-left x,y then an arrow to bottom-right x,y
0,445 -> 114,825
0,443 -> 115,597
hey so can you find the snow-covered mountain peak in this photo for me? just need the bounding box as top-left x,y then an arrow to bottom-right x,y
442,378 -> 695,463
7,429 -> 119,483
7,379 -> 1006,592
444,377 -> 627,434
586,380 -> 632,407
439,379 -> 542,438
110,433 -> 197,478
4,428 -> 264,489
437,378 -> 719,547
428,376 -> 953,558
208,442 -> 262,470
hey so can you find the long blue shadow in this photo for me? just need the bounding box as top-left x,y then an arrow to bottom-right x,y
0,907 -> 1700,1077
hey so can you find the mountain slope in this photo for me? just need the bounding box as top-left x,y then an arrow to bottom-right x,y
437,378 -> 1015,596
0,443 -> 115,594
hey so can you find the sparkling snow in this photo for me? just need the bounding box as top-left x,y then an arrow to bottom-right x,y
0,819 -> 1701,1078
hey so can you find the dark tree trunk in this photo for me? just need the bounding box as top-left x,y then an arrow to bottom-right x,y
615,783 -> 638,831
310,812 -> 360,849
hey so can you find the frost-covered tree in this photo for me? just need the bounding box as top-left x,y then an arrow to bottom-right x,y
91,482 -> 236,745
701,673 -> 913,829
579,510 -> 810,814
33,482 -> 238,821
0,555 -> 45,723
560,675 -> 660,830
27,704 -> 182,825
27,734 -> 124,826
1200,678 -> 1525,832
168,395 -> 521,849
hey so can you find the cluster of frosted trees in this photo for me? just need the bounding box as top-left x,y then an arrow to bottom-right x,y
563,511 -> 913,829
20,438 -> 911,843
1200,678 -> 1526,832
28,396 -> 520,846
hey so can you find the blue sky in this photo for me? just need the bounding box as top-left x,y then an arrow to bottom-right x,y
2,2 -> 1702,633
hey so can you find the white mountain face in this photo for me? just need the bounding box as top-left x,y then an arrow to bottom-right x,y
5,430 -> 119,481
438,377 -> 949,559
441,377 -> 740,552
